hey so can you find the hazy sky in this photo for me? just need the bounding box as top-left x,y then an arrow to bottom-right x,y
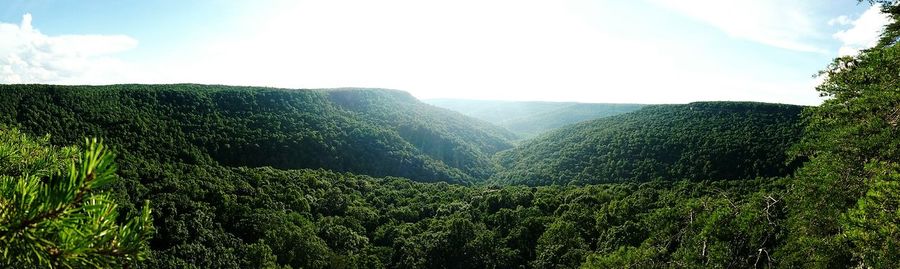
0,1 -> 891,105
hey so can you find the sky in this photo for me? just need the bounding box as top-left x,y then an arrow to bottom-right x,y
0,1 -> 892,105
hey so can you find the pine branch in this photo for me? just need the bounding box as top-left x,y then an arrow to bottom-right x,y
0,171 -> 95,238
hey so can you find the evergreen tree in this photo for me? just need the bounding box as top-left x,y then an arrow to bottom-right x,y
780,3 -> 900,267
0,128 -> 154,268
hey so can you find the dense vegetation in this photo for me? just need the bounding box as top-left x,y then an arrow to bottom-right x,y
57,153 -> 791,268
0,85 -> 514,184
425,99 -> 644,138
777,2 -> 900,266
0,128 -> 153,268
0,88 -> 806,268
138,164 -> 794,268
3,2 -> 900,268
493,102 -> 805,185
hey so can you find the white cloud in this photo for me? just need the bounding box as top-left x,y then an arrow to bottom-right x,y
828,15 -> 852,26
0,13 -> 140,84
833,5 -> 891,56
651,0 -> 827,53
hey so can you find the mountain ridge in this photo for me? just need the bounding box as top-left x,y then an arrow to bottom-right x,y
492,101 -> 806,185
0,84 -> 515,184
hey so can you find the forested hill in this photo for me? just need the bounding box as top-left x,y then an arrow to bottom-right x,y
425,99 -> 644,138
493,101 -> 805,185
0,84 -> 515,184
325,88 -> 516,154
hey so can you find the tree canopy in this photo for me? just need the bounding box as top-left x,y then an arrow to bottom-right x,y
492,102 -> 805,185
778,3 -> 900,267
0,85 -> 514,184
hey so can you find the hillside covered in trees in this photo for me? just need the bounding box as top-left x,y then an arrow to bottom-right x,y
425,99 -> 644,138
0,85 -> 515,184
493,102 -> 805,185
0,86 -> 828,268
0,126 -> 791,268
0,85 -> 812,268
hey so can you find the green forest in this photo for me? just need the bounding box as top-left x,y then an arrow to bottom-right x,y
492,102 -> 805,186
2,3 -> 900,269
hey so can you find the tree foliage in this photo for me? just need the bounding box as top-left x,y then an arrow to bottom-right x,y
0,128 -> 153,268
0,85 -> 514,184
0,88 -> 816,268
493,102 -> 804,185
780,3 -> 900,267
98,159 -> 786,268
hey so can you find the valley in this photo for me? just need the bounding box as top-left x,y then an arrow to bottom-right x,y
3,1 -> 899,268
0,84 -> 839,268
